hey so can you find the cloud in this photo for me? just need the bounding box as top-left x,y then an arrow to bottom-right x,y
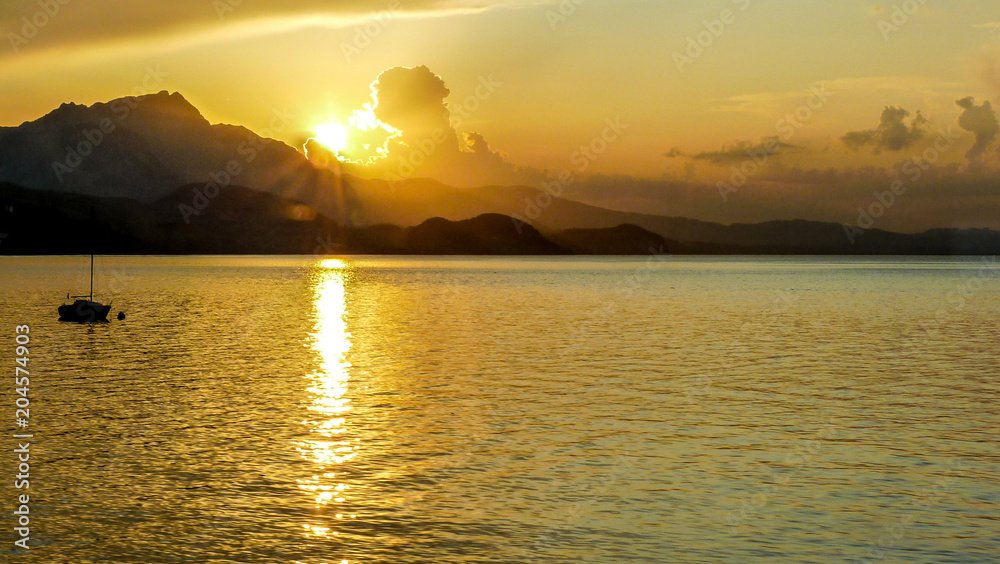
467,132 -> 506,163
306,65 -> 457,166
840,130 -> 876,152
955,97 -> 999,161
690,137 -> 795,166
0,1 -> 548,64
307,65 -> 543,188
463,131 -> 536,180
841,105 -> 926,154
371,65 -> 458,150
663,147 -> 687,158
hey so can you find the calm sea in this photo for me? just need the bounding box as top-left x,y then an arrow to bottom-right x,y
0,256 -> 998,563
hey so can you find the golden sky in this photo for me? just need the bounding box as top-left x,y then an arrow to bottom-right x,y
2,0 -> 1000,228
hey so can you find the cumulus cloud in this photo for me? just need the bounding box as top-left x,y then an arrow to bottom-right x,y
690,137 -> 795,165
955,97 -> 999,161
307,65 -> 543,188
466,132 -> 516,170
371,65 -> 458,150
306,65 -> 456,166
841,106 -> 926,154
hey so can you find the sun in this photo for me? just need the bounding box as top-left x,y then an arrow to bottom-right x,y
313,123 -> 348,153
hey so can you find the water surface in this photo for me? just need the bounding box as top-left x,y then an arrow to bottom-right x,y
1,256 -> 998,563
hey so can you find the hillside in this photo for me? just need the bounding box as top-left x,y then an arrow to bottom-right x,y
0,183 -> 633,255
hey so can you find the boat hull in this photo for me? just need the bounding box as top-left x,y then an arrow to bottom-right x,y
58,300 -> 111,323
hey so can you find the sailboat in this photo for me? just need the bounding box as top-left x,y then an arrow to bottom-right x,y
58,253 -> 111,322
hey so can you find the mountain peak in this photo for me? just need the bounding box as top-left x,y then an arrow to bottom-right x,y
30,91 -> 207,129
137,90 -> 194,108
34,101 -> 91,125
123,90 -> 207,124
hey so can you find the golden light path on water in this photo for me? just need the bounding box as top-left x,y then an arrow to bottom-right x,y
297,258 -> 356,558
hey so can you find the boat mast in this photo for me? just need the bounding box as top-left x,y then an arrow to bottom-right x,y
88,206 -> 95,302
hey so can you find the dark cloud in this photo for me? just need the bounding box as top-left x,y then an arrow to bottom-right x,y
690,137 -> 794,166
663,147 -> 687,158
955,97 -> 999,161
371,65 -> 458,150
842,106 -> 927,154
840,130 -> 876,151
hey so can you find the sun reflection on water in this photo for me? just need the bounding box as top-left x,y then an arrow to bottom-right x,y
297,260 -> 356,544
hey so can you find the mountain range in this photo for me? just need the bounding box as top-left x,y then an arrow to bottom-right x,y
1,91 -> 998,255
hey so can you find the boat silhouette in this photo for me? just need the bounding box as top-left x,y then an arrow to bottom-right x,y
58,253 -> 111,323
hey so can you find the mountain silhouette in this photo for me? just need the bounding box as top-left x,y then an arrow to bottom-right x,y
0,183 -> 646,255
553,224 -> 668,255
0,91 -> 350,221
405,214 -> 568,255
2,92 -> 1000,255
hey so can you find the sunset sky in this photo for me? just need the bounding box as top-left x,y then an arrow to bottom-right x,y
3,0 -> 1000,229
